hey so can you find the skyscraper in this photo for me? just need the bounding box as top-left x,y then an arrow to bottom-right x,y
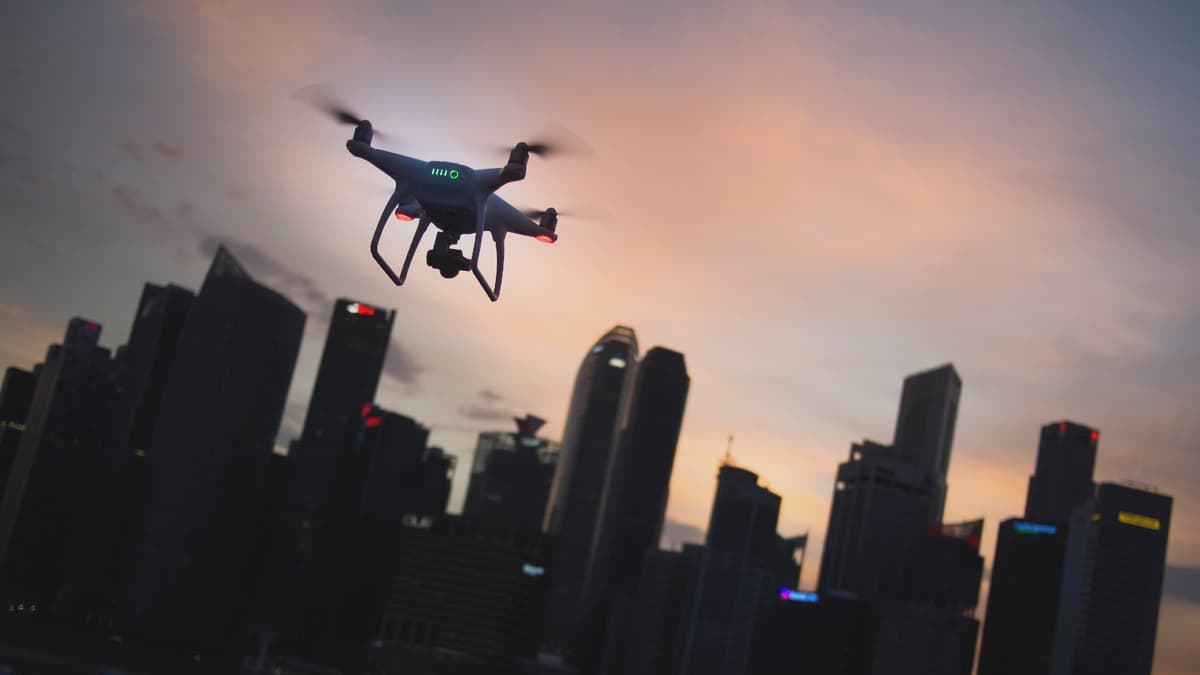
0,367 -> 36,504
623,544 -> 704,675
979,421 -> 1099,675
58,282 -> 195,623
1025,421 -> 1098,524
117,246 -> 305,652
678,463 -> 789,675
578,346 -> 689,671
892,364 -> 960,521
0,318 -> 114,612
1050,482 -> 1172,675
542,326 -> 639,650
462,415 -> 560,533
817,440 -> 938,602
978,518 -> 1069,675
290,297 -> 396,514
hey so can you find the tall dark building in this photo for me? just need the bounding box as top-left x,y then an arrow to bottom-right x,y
368,514 -> 549,673
1050,482 -> 1172,675
58,283 -> 195,623
117,246 -> 305,653
679,463 -> 795,675
1025,421 -> 1098,524
542,326 -> 639,649
623,545 -> 704,675
290,298 -> 396,514
0,367 -> 36,504
462,415 -> 560,533
817,440 -> 937,602
978,519 -> 1069,675
578,346 -> 689,670
891,364 -> 960,521
872,525 -> 984,675
0,318 -> 114,612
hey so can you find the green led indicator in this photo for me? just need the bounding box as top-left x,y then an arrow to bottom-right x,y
430,167 -> 460,180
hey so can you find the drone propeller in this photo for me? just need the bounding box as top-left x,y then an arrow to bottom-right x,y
493,126 -> 592,160
296,86 -> 390,140
522,207 -> 563,219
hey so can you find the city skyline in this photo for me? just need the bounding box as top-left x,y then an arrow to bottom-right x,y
2,2 -> 1198,672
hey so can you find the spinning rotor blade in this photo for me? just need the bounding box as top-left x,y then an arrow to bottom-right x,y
493,125 -> 593,160
296,85 -> 389,139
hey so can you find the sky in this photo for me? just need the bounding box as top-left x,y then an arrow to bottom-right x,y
1,1 -> 1198,671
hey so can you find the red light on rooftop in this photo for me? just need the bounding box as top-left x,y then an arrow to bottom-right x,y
1090,430 -> 1099,442
1059,422 -> 1067,433
83,322 -> 100,332
536,234 -> 555,244
365,416 -> 382,428
361,404 -> 373,418
358,305 -> 376,316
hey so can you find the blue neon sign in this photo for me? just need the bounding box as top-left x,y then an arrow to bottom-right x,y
779,588 -> 818,603
1013,521 -> 1057,535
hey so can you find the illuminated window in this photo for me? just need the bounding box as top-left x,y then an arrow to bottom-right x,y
522,563 -> 545,577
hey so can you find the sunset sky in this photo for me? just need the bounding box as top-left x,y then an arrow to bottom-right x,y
1,2 -> 1198,671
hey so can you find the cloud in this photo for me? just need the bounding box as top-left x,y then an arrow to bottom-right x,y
111,185 -> 171,231
383,338 -> 422,386
1165,565 -> 1200,606
150,139 -> 184,163
457,402 -> 514,422
479,388 -> 503,402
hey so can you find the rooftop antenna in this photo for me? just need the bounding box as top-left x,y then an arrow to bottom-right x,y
722,433 -> 735,466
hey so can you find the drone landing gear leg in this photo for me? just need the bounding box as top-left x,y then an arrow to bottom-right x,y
469,203 -> 503,302
371,191 -> 429,286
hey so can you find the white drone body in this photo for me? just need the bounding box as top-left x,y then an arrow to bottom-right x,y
344,119 -> 558,302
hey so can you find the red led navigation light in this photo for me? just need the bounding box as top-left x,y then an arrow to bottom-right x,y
394,211 -> 413,221
361,403 -> 373,418
536,234 -> 555,244
1090,430 -> 1100,442
365,416 -> 383,428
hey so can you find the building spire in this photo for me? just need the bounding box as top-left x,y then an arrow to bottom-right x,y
722,433 -> 734,466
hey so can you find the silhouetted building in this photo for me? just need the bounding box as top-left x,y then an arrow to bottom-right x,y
370,514 -> 549,673
462,415 -> 559,533
1025,421 -> 1098,524
290,298 -> 395,515
818,440 -> 937,602
0,318 -> 114,612
978,519 -> 1069,675
542,326 -> 639,650
117,246 -> 305,653
578,346 -> 689,671
678,463 -> 793,675
0,367 -> 36,504
1050,482 -> 1172,675
749,589 -> 874,675
892,364 -> 960,521
623,545 -> 704,675
59,282 -> 195,624
871,526 -> 983,675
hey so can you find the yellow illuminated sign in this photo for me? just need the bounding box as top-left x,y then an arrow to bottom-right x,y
1117,511 -> 1161,531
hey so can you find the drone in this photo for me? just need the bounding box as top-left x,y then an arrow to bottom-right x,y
317,99 -> 567,302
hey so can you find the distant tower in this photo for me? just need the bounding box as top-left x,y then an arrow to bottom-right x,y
979,420 -> 1099,675
892,363 -> 961,521
118,246 -> 305,652
1025,421 -> 1098,524
290,297 -> 396,513
542,326 -> 639,650
678,464 -> 785,675
0,318 -> 113,612
579,346 -> 690,670
1050,482 -> 1172,675
462,414 -> 560,533
0,367 -> 37,505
